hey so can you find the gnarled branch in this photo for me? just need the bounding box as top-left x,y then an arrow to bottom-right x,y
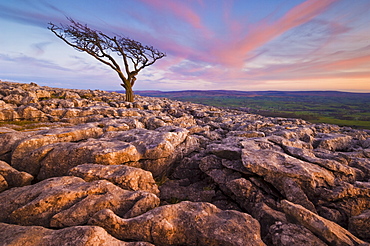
48,18 -> 166,102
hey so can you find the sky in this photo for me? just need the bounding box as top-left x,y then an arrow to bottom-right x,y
0,0 -> 369,92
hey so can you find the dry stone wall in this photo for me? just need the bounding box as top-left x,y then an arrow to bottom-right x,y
0,81 -> 369,245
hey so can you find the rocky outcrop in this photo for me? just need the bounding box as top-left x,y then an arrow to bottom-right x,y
0,81 -> 369,245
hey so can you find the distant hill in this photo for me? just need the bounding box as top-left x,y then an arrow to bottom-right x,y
132,90 -> 370,98
126,90 -> 370,129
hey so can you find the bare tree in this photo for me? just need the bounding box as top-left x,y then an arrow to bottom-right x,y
48,18 -> 166,102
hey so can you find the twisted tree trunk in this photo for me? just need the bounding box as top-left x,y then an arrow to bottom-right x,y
125,86 -> 134,102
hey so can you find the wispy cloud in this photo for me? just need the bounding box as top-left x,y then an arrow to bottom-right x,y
210,0 -> 339,67
0,53 -> 70,71
0,0 -> 369,92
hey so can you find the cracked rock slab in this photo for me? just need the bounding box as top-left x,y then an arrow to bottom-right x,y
68,164 -> 159,195
89,201 -> 266,246
0,176 -> 159,228
281,200 -> 367,246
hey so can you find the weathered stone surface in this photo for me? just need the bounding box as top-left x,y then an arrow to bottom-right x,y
314,181 -> 370,228
0,222 -> 153,246
1,81 -> 370,245
239,142 -> 338,214
17,105 -> 48,121
227,130 -> 265,138
266,222 -> 327,246
0,174 -> 7,192
18,126 -> 197,180
0,131 -> 37,163
0,160 -> 33,188
241,144 -> 336,190
348,209 -> 370,241
0,108 -> 19,121
281,200 -> 367,246
33,140 -> 141,180
68,164 -> 159,195
313,133 -> 353,151
11,123 -> 104,173
282,145 -> 357,181
199,154 -> 286,237
89,201 -> 266,246
102,126 -> 189,159
348,157 -> 370,179
207,143 -> 242,160
0,176 -> 159,228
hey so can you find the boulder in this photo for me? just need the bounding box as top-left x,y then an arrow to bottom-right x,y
68,164 -> 159,195
313,133 -> 353,151
314,182 -> 370,227
0,160 -> 33,188
282,145 -> 356,182
0,175 -> 7,192
35,89 -> 51,99
0,223 -> 154,246
0,108 -> 19,121
241,146 -> 336,191
17,105 -> 47,121
89,201 -> 266,246
348,209 -> 370,241
21,127 -> 196,180
28,140 -> 141,180
0,176 -> 159,228
0,131 -> 37,163
11,123 -> 104,171
281,200 -> 367,246
2,93 -> 24,105
207,143 -> 242,160
266,222 -> 327,246
199,155 -> 286,237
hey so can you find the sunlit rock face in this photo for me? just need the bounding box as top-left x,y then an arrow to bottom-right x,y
0,81 -> 369,245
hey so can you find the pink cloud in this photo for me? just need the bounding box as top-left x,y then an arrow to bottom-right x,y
212,0 -> 339,67
319,54 -> 370,70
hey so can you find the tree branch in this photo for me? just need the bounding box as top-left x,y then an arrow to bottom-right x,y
48,18 -> 166,102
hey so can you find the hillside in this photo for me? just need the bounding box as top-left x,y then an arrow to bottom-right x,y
134,90 -> 370,129
1,81 -> 370,245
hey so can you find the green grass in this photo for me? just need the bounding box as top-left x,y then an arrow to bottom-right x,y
136,91 -> 370,130
311,117 -> 370,129
0,120 -> 51,131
